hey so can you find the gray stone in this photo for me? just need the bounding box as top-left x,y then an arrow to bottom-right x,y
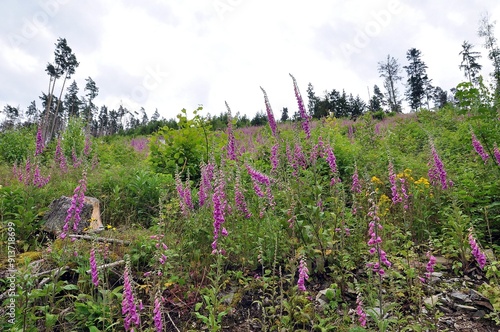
42,196 -> 104,236
450,291 -> 471,303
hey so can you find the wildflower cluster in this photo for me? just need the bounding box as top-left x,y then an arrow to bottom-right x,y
130,137 -> 148,153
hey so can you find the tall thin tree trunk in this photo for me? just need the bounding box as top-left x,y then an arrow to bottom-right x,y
50,75 -> 68,140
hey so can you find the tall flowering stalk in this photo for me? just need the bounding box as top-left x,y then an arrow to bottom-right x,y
351,164 -> 361,194
494,143 -> 500,166
428,142 -> 451,190
325,145 -> 341,185
35,126 -> 44,156
89,246 -> 99,287
153,295 -> 163,332
198,162 -> 214,208
55,138 -> 68,172
175,171 -> 193,215
32,164 -> 50,188
225,102 -> 237,161
419,251 -> 437,283
246,164 -> 274,208
211,170 -> 228,254
468,228 -> 487,269
84,135 -> 92,156
400,178 -> 410,210
471,132 -> 489,163
388,162 -> 401,204
289,74 -> 311,139
260,87 -> 278,137
356,294 -> 367,327
234,170 -> 251,219
366,198 -> 391,276
270,143 -> 279,172
23,157 -> 32,185
72,148 -> 82,168
60,171 -> 87,239
122,259 -> 141,331
351,164 -> 362,215
297,256 -> 309,291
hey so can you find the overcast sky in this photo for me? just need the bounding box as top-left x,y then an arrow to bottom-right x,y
1,0 -> 500,121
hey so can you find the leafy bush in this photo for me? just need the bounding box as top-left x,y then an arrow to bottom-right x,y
149,107 -> 210,180
0,126 -> 36,163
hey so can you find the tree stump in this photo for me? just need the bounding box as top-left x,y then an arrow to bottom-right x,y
42,196 -> 104,236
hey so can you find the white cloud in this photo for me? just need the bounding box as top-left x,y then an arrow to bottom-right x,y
1,0 -> 500,121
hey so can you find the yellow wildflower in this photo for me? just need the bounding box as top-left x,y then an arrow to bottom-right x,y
371,176 -> 383,185
414,177 -> 430,186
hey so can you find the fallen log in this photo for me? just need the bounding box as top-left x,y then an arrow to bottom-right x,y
85,259 -> 125,274
69,234 -> 131,245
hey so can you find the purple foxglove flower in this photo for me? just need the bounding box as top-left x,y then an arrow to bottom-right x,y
494,143 -> 500,166
388,162 -> 401,204
35,126 -> 44,156
153,296 -> 163,331
84,135 -> 91,156
471,132 -> 489,163
468,230 -> 487,269
260,87 -> 278,137
270,143 -> 279,171
351,165 -> 361,194
429,143 -> 450,190
297,257 -> 309,291
225,102 -> 237,161
289,74 -> 311,139
356,294 -> 367,327
90,247 -> 99,287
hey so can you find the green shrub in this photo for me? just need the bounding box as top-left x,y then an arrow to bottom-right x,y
0,126 -> 36,163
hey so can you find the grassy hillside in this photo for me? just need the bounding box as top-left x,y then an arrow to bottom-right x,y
1,99 -> 500,331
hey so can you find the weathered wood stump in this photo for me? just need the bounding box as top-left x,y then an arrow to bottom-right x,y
42,196 -> 104,236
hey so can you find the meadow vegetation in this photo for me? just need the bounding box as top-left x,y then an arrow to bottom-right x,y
1,79 -> 500,331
